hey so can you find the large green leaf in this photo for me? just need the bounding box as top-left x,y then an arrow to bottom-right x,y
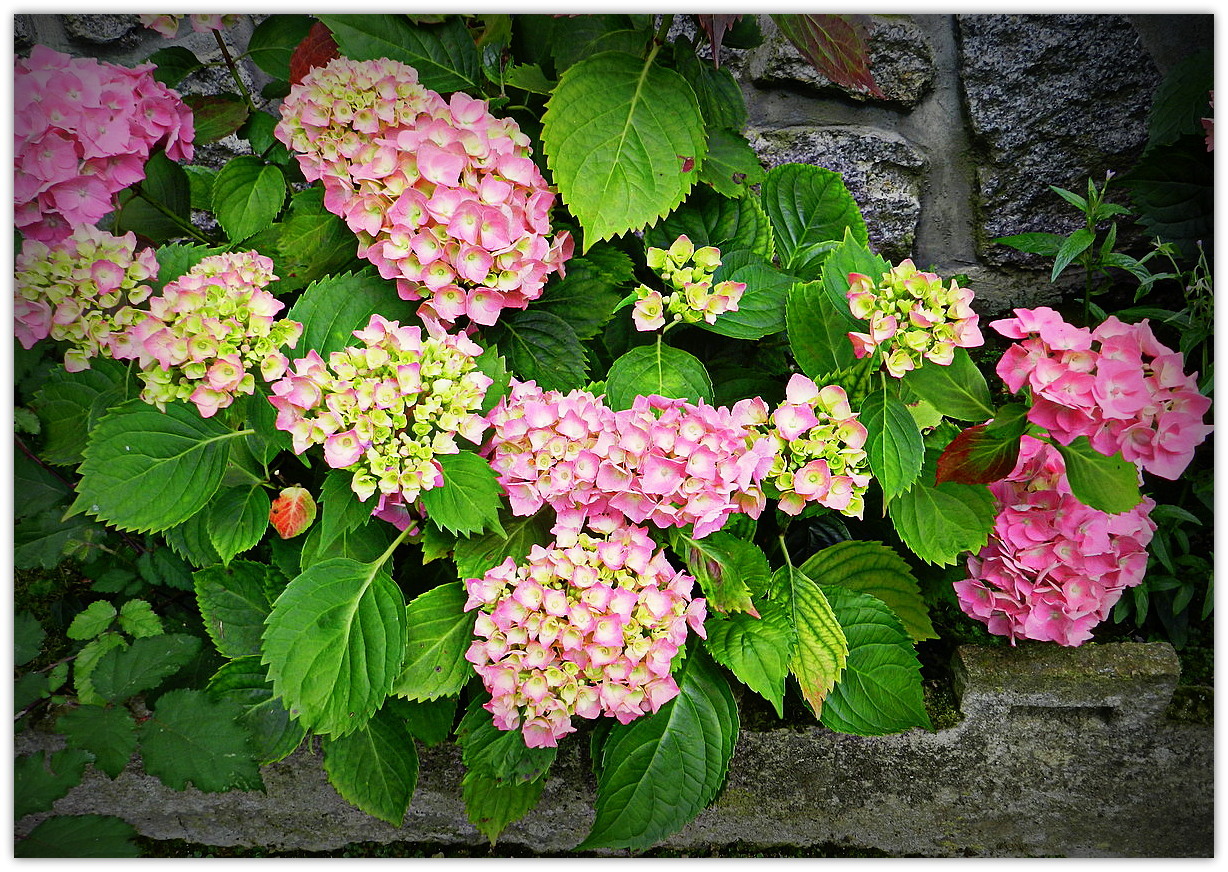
489,310 -> 590,393
580,645 -> 737,851
138,688 -> 263,792
703,596 -> 796,717
112,151 -> 191,245
148,45 -> 204,87
760,163 -> 868,277
889,456 -> 996,567
319,14 -> 479,93
14,749 -> 92,818
786,279 -> 859,382
419,451 -> 504,537
817,585 -> 931,736
263,557 -> 407,737
819,227 -> 889,326
670,529 -> 770,615
699,129 -> 767,199
703,251 -> 793,340
605,344 -> 714,410
462,768 -> 547,845
56,705 -> 138,779
456,695 -> 557,786
528,258 -> 625,342
770,565 -> 847,715
323,705 -> 420,826
317,468 -> 374,553
71,400 -> 242,534
32,358 -> 133,466
245,187 -> 359,293
542,51 -> 707,251
207,655 -> 307,765
89,633 -> 201,702
206,484 -> 271,566
194,561 -> 283,659
860,391 -> 925,503
1054,436 -> 1143,515
286,269 -> 418,360
16,815 -> 138,858
900,347 -> 994,422
212,156 -> 286,243
393,581 -> 476,701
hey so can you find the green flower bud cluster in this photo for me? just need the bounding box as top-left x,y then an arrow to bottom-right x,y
631,235 -> 744,332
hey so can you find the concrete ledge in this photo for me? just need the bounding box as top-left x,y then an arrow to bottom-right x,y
15,643 -> 1212,857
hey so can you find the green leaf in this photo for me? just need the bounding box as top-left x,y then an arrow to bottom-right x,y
15,611 -> 45,666
112,151 -> 191,245
213,156 -> 286,243
761,163 -> 868,276
799,540 -> 937,643
462,768 -> 546,845
453,509 -> 553,581
246,14 -> 316,80
771,565 -> 847,715
786,280 -> 858,380
72,400 -> 242,534
14,749 -> 92,818
137,543 -> 195,591
529,258 -> 625,342
302,513 -> 395,569
207,655 -> 307,765
56,706 -> 137,779
90,633 -> 201,702
1146,48 -> 1213,149
703,596 -> 796,717
419,451 -> 504,538
542,51 -> 706,251
72,633 -> 127,707
206,484 -> 271,566
900,347 -> 994,422
138,688 -> 263,792
147,46 -> 203,87
673,38 -> 747,131
394,696 -> 458,746
323,705 -> 420,826
287,268 -> 419,360
605,344 -> 713,410
456,695 -> 557,785
117,599 -> 163,638
32,358 -> 133,466
670,529 -> 770,615
818,585 -> 931,736
319,14 -> 479,93
14,509 -> 103,570
580,645 -> 737,851
239,110 -> 292,164
934,422 -> 1023,486
1054,436 -> 1143,515
318,468 -> 373,552
1050,226 -> 1095,282
68,601 -> 117,640
164,511 -> 223,569
153,242 -> 225,292
504,62 -> 555,94
184,164 -> 217,210
16,815 -> 139,858
489,310 -> 590,392
861,391 -> 925,502
263,557 -> 407,737
819,227 -> 889,322
699,128 -> 767,198
392,582 -> 476,701
1118,138 -> 1214,259
993,231 -> 1066,257
248,187 -> 359,293
194,561 -> 282,659
183,93 -> 250,143
549,14 -> 650,75
646,185 -> 774,262
889,456 -> 996,566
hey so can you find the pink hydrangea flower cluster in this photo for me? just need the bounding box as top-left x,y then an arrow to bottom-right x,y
632,235 -> 744,332
463,517 -> 707,747
846,259 -> 983,377
269,314 -> 492,504
274,56 -> 572,330
14,225 -> 158,371
954,435 -> 1157,647
992,307 -> 1212,480
108,251 -> 302,418
763,374 -> 872,518
138,14 -> 239,38
485,380 -> 776,538
15,45 -> 195,243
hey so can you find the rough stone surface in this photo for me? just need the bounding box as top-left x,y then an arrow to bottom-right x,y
15,643 -> 1212,857
63,13 -> 139,45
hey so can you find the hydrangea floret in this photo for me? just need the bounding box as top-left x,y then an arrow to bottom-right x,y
138,14 -> 240,38
846,259 -> 983,377
463,516 -> 707,748
954,435 -> 1157,647
14,45 -> 194,243
268,313 -> 492,505
274,56 -> 572,330
992,306 -> 1212,480
14,225 -> 158,372
108,251 -> 302,419
762,373 -> 872,518
631,235 -> 744,331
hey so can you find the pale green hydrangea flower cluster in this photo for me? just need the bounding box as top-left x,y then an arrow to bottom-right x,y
631,235 -> 744,331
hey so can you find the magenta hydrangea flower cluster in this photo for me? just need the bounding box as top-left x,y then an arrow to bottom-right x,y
463,518 -> 707,748
108,251 -> 302,419
14,225 -> 158,372
992,307 -> 1212,480
846,259 -> 983,377
764,374 -> 872,518
485,380 -> 776,538
14,45 -> 194,243
631,235 -> 744,332
274,56 -> 572,330
269,314 -> 492,505
138,14 -> 239,38
954,435 -> 1157,647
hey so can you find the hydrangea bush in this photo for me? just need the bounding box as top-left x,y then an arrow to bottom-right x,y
13,14 -> 1212,855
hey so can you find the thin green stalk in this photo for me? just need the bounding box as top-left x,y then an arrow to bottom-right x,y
213,29 -> 257,113
132,185 -> 212,244
778,534 -> 794,569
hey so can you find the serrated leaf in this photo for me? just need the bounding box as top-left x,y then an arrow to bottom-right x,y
183,93 -> 250,143
889,455 -> 996,566
543,51 -> 706,251
323,705 -> 420,825
456,695 -> 557,785
113,151 -> 191,245
56,706 -> 137,779
817,585 -> 931,736
14,749 -> 92,818
317,470 -> 370,550
861,391 -> 925,502
68,601 -> 117,641
138,688 -> 263,792
15,611 -> 45,666
153,242 -> 225,292
799,540 -> 936,643
165,513 -> 225,567
90,633 -> 201,702
73,633 -> 127,707
703,597 -> 796,717
207,655 -> 307,765
117,599 -> 163,639
674,37 -> 747,130
14,509 -> 103,570
900,347 -> 994,422
419,451 -> 504,538
530,259 -> 625,342
462,768 -> 547,845
263,557 -> 407,737
395,696 -> 459,747
645,184 -> 774,261
16,815 -> 139,858
1050,226 -> 1095,282
580,645 -> 736,851
213,156 -> 286,242
268,485 -> 317,540
771,565 -> 847,715
302,512 -> 395,569
699,128 -> 766,198
1054,436 -> 1143,515
148,45 -> 203,87
319,14 -> 479,93
15,450 -> 70,519
490,309 -> 590,393
248,188 -> 358,292
392,582 -> 476,701
606,344 -> 714,411
195,561 -> 282,659
286,268 -> 419,360
786,280 -> 858,380
137,543 -> 196,591
207,484 -> 272,564
771,14 -> 882,97
670,529 -> 769,615
704,253 -> 792,340
1119,138 -> 1213,259
935,423 -> 1022,485
72,400 -> 243,534
504,62 -> 555,94
32,359 -> 133,466
453,509 -> 553,581
761,163 -> 869,277
549,14 -> 649,75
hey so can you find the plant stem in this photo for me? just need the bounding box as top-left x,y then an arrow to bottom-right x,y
214,29 -> 257,113
133,185 -> 212,244
373,525 -> 413,573
778,534 -> 793,568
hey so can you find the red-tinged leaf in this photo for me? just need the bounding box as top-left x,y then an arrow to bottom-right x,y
290,21 -> 340,85
269,486 -> 317,539
935,425 -> 1022,486
694,14 -> 743,69
182,94 -> 249,143
771,13 -> 883,99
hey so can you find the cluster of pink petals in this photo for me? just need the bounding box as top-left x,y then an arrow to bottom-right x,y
485,380 -> 776,538
765,374 -> 872,518
15,45 -> 194,243
138,14 -> 239,38
269,313 -> 492,505
274,56 -> 572,330
463,517 -> 707,747
955,435 -> 1157,647
108,251 -> 302,418
14,225 -> 158,371
992,307 -> 1212,480
846,259 -> 983,377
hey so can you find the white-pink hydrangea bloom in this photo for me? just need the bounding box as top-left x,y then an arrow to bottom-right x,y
268,313 -> 492,505
138,14 -> 240,38
274,56 -> 572,330
463,517 -> 707,748
954,435 -> 1157,647
14,225 -> 159,371
992,307 -> 1212,480
484,380 -> 776,538
14,45 -> 195,242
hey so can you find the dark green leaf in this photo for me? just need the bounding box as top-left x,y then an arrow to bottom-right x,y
247,187 -> 359,293
147,46 -> 203,87
319,14 -> 480,93
704,254 -> 793,340
393,582 -> 476,701
530,259 -> 625,342
392,696 -> 458,747
213,156 -> 286,242
317,468 -> 372,553
1051,227 -> 1095,282
90,633 -> 201,702
14,749 -> 91,818
900,347 -> 994,422
31,358 -> 133,466
138,688 -> 263,792
14,450 -> 68,520
1054,436 -> 1143,515
246,14 -> 316,80
889,455 -> 996,567
462,768 -> 546,845
453,509 -> 553,581
15,611 -> 45,666
206,484 -> 271,566
286,268 -> 418,359
605,344 -> 713,410
786,280 -> 858,381
419,451 -> 504,538
861,391 -> 925,502
490,310 -> 590,392
194,561 -> 282,659
323,705 -> 420,826
16,815 -> 138,858
456,695 -> 556,786
703,596 -> 795,717
207,655 -> 307,765
56,706 -> 137,779
699,129 -> 767,198
112,151 -> 191,245
760,163 -> 868,276
645,184 -> 774,261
